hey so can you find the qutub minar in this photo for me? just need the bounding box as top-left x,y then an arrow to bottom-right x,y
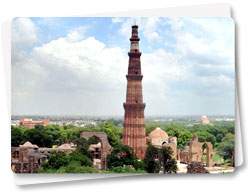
123,25 -> 146,159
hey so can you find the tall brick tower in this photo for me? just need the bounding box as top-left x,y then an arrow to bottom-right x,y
123,25 -> 146,159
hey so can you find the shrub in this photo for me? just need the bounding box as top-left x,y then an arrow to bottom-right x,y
69,150 -> 92,167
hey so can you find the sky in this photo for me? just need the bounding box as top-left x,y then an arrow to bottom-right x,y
11,17 -> 235,116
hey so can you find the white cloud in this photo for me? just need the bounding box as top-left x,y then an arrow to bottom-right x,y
32,35 -> 127,85
66,26 -> 88,42
11,17 -> 39,48
118,17 -> 163,42
12,26 -> 129,115
143,48 -> 184,85
166,18 -> 234,82
11,17 -> 235,115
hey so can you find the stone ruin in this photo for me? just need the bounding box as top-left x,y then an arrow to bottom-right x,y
80,131 -> 111,170
11,141 -> 75,173
179,135 -> 214,167
11,131 -> 214,173
11,131 -> 112,173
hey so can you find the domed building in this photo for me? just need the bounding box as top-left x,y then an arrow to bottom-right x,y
200,115 -> 213,125
148,127 -> 169,146
147,127 -> 177,159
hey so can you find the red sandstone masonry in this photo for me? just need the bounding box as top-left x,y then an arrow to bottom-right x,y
122,25 -> 146,159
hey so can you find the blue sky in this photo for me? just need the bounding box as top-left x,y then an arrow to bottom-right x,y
29,17 -> 176,53
11,17 -> 235,116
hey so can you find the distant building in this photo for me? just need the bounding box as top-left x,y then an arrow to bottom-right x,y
19,118 -> 50,128
200,115 -> 213,125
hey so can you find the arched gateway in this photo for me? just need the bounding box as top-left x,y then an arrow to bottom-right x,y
199,142 -> 213,167
80,131 -> 111,170
188,135 -> 213,167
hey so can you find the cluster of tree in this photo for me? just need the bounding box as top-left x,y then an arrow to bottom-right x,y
105,142 -> 177,173
12,119 -> 235,166
143,143 -> 178,173
11,121 -> 122,148
106,144 -> 145,172
36,142 -> 178,173
36,150 -> 97,173
216,133 -> 235,162
11,124 -> 83,147
37,137 -> 97,173
102,166 -> 146,173
100,121 -> 122,147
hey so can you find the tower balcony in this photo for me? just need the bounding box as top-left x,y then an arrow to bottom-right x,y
126,74 -> 143,81
128,52 -> 141,57
123,103 -> 146,110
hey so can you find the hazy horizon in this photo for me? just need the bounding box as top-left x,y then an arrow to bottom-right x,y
11,114 -> 235,118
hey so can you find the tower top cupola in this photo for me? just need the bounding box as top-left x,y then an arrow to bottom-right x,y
129,25 -> 141,54
130,25 -> 140,42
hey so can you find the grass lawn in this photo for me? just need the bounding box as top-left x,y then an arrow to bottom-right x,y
202,153 -> 222,163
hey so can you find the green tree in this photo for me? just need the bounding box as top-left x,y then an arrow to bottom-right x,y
43,125 -> 62,145
57,161 -> 98,173
177,130 -> 193,149
143,143 -> 160,173
166,125 -> 181,138
40,149 -> 95,173
144,144 -> 178,173
38,161 -> 98,173
197,131 -> 216,146
216,134 -> 223,142
75,137 -> 93,160
107,144 -> 140,170
68,150 -> 92,167
43,152 -> 69,169
103,166 -> 146,173
217,133 -> 234,161
100,121 -> 121,147
22,126 -> 53,147
159,146 -> 178,173
87,136 -> 100,145
11,126 -> 23,147
60,126 -> 82,144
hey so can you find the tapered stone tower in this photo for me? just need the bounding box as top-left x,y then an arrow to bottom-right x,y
123,25 -> 146,159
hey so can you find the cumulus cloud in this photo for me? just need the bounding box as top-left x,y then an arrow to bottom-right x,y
117,17 -> 163,42
12,23 -> 129,115
11,17 -> 235,115
31,35 -> 128,90
171,18 -> 234,89
11,17 -> 39,48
